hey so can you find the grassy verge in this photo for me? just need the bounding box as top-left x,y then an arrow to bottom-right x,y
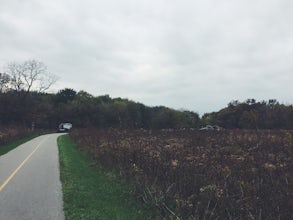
0,135 -> 39,156
57,134 -> 152,220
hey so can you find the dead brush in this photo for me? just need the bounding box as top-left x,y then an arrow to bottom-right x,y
70,128 -> 293,219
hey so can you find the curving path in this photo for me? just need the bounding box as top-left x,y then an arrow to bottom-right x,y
0,134 -> 64,220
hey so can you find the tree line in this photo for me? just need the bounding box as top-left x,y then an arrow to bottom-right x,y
0,88 -> 200,129
1,60 -> 293,130
0,60 -> 199,130
2,88 -> 293,130
202,99 -> 293,129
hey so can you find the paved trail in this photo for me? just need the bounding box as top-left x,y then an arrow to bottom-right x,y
0,134 -> 64,220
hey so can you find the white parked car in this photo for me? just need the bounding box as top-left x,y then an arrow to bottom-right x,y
199,125 -> 222,131
58,123 -> 72,132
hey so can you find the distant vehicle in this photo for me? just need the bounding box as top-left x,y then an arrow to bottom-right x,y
58,123 -> 72,132
199,125 -> 222,131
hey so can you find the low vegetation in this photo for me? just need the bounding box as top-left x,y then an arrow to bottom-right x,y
57,134 -> 153,220
0,127 -> 36,155
70,128 -> 293,219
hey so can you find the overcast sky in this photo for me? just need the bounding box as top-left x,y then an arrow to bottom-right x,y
1,0 -> 293,114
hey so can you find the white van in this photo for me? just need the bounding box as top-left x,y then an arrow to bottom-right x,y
58,123 -> 72,132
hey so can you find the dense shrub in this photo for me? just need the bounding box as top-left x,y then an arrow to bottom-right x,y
0,126 -> 32,146
70,129 -> 293,219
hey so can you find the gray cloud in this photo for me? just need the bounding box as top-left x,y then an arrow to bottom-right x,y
1,0 -> 293,114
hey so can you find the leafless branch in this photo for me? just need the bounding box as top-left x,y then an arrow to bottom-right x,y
5,59 -> 58,93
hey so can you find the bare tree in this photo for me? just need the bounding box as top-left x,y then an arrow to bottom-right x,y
5,59 -> 58,93
0,72 -> 10,93
6,62 -> 24,92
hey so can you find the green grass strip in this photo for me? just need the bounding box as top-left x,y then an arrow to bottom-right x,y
0,135 -> 39,156
58,134 -> 151,220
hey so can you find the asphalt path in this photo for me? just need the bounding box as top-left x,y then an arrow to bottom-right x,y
0,134 -> 65,220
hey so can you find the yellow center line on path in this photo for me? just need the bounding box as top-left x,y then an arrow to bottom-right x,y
0,136 -> 50,192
